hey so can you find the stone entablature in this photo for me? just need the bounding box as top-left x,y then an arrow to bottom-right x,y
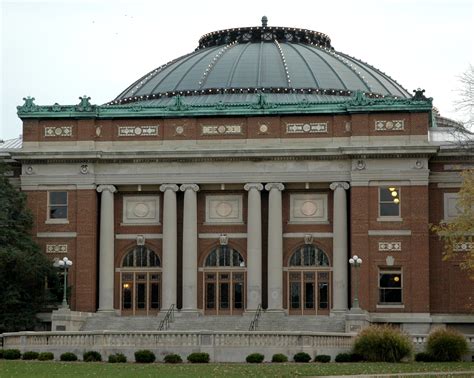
21,111 -> 431,144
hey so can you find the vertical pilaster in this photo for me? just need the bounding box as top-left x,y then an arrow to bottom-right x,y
330,181 -> 350,313
96,185 -> 117,312
265,182 -> 285,311
160,184 -> 179,310
244,183 -> 263,311
180,184 -> 199,311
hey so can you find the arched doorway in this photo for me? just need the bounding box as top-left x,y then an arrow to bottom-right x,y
119,245 -> 161,315
202,245 -> 246,315
286,244 -> 331,315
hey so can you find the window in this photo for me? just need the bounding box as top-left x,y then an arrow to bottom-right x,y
122,246 -> 160,267
379,270 -> 402,304
379,187 -> 400,217
289,245 -> 330,267
48,191 -> 68,219
205,246 -> 245,267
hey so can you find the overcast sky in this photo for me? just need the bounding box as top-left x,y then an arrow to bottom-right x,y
1,0 -> 473,140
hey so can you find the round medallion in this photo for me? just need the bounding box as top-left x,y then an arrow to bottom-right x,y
259,124 -> 268,133
385,121 -> 394,130
301,201 -> 317,216
216,202 -> 232,217
54,127 -> 62,136
217,125 -> 226,134
175,126 -> 184,135
133,203 -> 150,217
134,127 -> 142,135
303,123 -> 311,132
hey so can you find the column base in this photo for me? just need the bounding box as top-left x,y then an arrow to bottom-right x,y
330,309 -> 348,317
178,309 -> 201,318
345,309 -> 370,333
96,309 -> 118,316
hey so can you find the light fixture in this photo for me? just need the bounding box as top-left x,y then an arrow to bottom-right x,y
393,198 -> 400,204
391,191 -> 398,197
123,283 -> 130,289
394,276 -> 400,282
388,187 -> 395,191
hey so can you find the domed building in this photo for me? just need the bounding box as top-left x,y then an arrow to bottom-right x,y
3,17 -> 473,360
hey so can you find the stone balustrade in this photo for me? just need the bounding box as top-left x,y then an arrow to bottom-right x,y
2,331 -> 473,362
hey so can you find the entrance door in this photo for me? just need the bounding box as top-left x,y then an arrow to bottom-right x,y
204,271 -> 245,315
288,271 -> 330,315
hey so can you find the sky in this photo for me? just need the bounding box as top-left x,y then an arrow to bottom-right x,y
1,0 -> 473,140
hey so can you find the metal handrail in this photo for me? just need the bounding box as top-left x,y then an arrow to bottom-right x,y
249,304 -> 263,331
158,304 -> 175,331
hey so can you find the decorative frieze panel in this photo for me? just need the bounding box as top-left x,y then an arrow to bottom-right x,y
443,193 -> 461,221
46,244 -> 68,254
201,125 -> 242,135
123,196 -> 160,224
290,193 -> 328,223
44,126 -> 73,137
205,195 -> 243,224
374,120 -> 404,131
118,126 -> 159,137
286,122 -> 327,134
453,242 -> 473,252
378,242 -> 401,252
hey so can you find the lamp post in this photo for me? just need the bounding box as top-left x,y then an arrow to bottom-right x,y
349,255 -> 362,309
54,257 -> 73,309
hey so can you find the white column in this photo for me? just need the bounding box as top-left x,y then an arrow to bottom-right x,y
330,181 -> 350,313
97,185 -> 117,312
244,183 -> 263,311
180,183 -> 199,311
265,183 -> 285,311
160,184 -> 179,310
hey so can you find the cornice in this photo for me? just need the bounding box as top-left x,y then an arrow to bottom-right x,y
16,91 -> 433,120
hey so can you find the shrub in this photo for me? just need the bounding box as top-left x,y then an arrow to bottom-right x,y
3,349 -> 21,360
415,352 -> 434,362
293,352 -> 311,363
22,351 -> 39,360
271,353 -> 288,363
164,353 -> 182,364
0,350 -> 3,359
352,325 -> 413,362
60,352 -> 78,361
38,352 -> 54,361
134,349 -> 155,363
187,352 -> 210,363
108,353 -> 127,363
426,328 -> 469,362
246,353 -> 264,363
335,353 -> 351,362
83,350 -> 102,362
314,354 -> 331,363
350,353 -> 365,362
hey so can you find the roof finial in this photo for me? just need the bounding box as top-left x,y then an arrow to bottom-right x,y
261,15 -> 268,27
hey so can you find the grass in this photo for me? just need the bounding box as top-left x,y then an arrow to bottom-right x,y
0,360 -> 473,377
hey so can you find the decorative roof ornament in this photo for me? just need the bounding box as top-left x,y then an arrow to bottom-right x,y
76,95 -> 93,112
17,96 -> 37,113
167,95 -> 189,111
348,90 -> 370,106
261,16 -> 268,27
412,88 -> 427,101
251,93 -> 275,109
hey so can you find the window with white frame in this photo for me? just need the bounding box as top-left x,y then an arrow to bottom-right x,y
379,187 -> 400,217
379,269 -> 402,304
48,192 -> 68,219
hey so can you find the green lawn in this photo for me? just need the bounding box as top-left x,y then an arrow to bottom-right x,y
0,361 -> 473,377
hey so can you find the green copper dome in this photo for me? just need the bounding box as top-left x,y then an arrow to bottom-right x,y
111,19 -> 409,105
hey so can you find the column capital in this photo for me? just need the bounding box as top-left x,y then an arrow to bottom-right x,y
244,183 -> 263,191
180,183 -> 200,192
265,182 -> 285,191
330,182 -> 350,191
160,184 -> 179,192
97,185 -> 117,194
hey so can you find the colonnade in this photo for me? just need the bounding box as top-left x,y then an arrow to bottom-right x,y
96,182 -> 349,313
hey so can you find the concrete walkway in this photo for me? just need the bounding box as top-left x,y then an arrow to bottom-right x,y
317,371 -> 474,378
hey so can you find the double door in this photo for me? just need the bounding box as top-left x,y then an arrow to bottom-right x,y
204,271 -> 245,315
121,271 -> 161,315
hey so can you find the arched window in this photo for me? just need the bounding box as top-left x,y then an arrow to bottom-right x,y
205,246 -> 245,267
122,246 -> 160,268
289,245 -> 329,267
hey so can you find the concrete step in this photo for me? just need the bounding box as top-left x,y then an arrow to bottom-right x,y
80,311 -> 345,332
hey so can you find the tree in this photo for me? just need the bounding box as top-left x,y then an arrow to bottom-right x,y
0,162 -> 56,333
431,169 -> 474,281
455,64 -> 474,132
